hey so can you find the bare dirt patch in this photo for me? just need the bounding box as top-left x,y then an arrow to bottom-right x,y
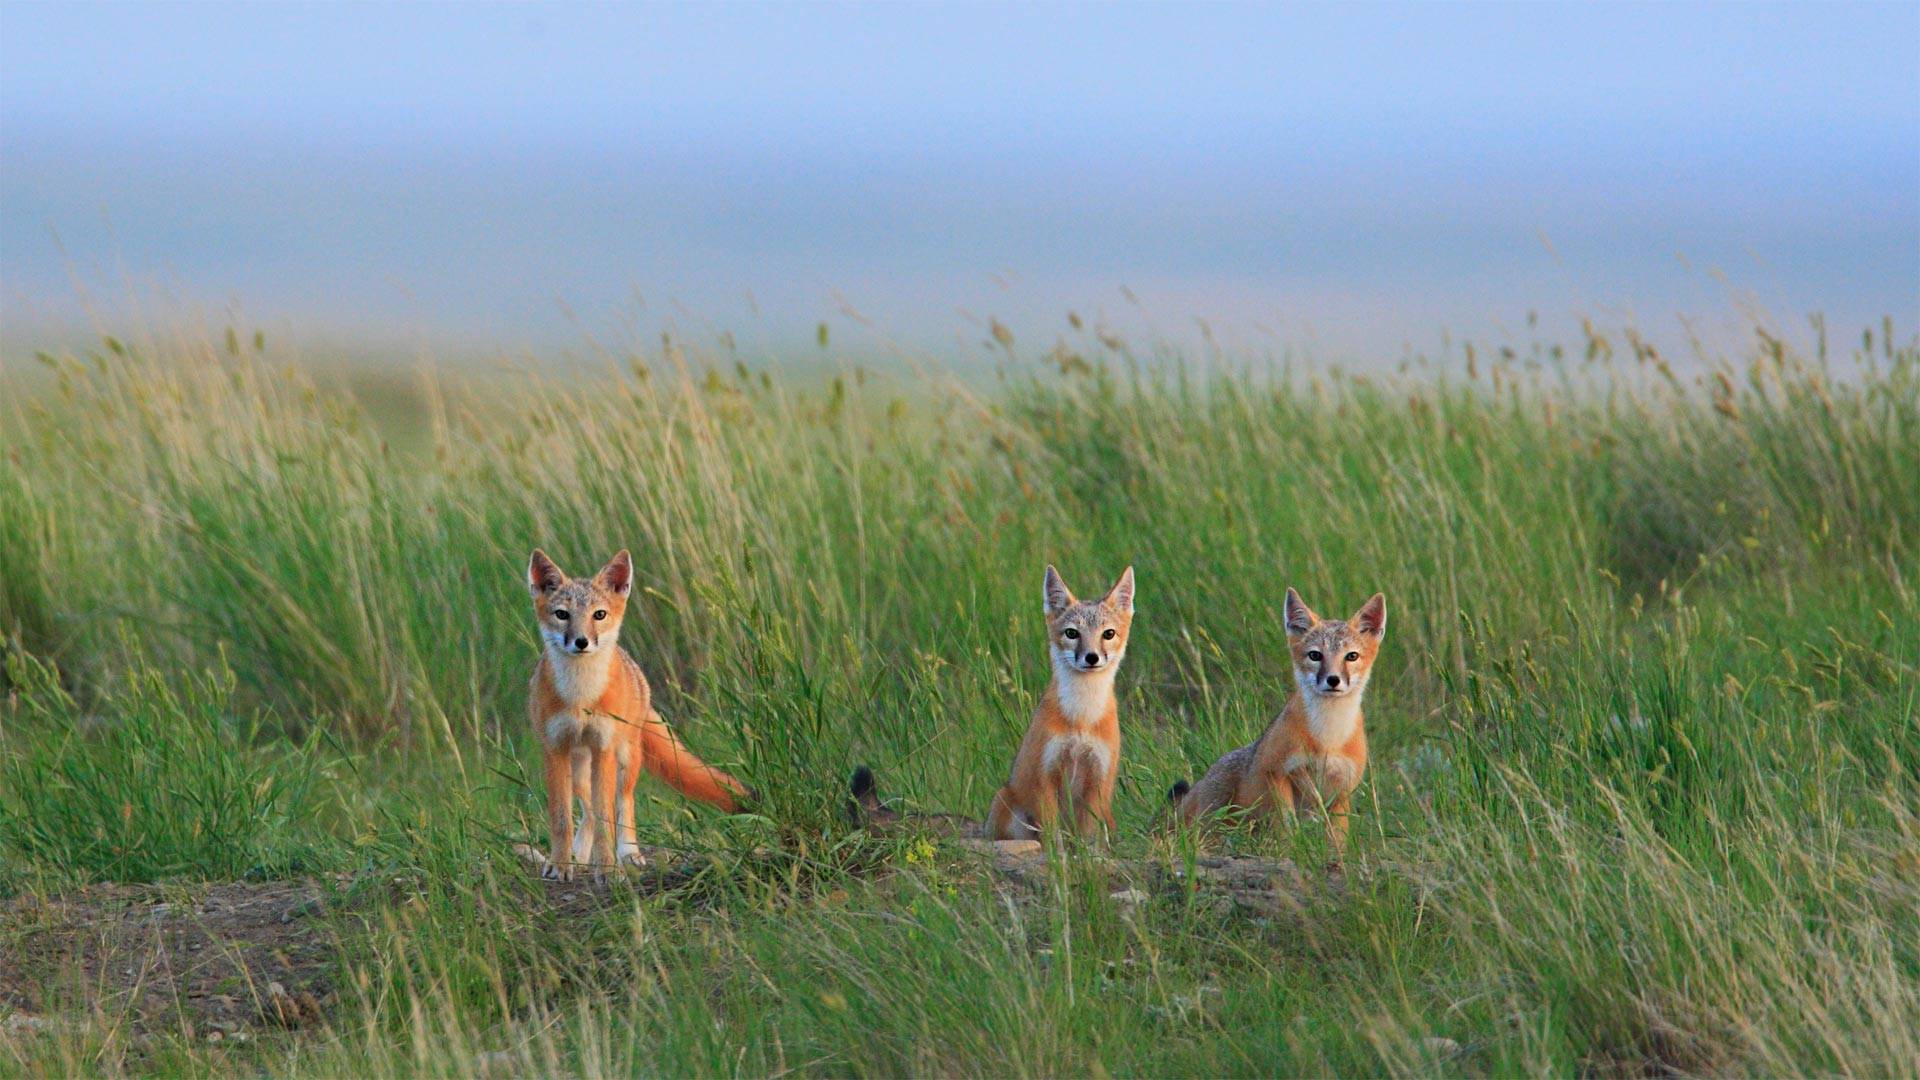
0,877 -> 348,1048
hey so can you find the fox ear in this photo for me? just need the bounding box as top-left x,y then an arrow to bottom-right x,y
1352,592 -> 1386,636
528,549 -> 566,595
1283,587 -> 1318,635
1042,564 -> 1075,616
595,550 -> 634,597
1103,566 -> 1135,614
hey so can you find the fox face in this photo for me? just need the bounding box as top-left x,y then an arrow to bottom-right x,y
1284,588 -> 1386,699
527,549 -> 633,657
1042,564 -> 1136,674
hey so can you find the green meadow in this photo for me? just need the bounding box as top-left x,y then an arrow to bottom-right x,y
2,317 -> 1915,1076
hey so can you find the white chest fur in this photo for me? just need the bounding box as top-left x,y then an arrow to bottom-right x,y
1042,733 -> 1114,782
541,649 -> 618,750
548,649 -> 615,709
1052,663 -> 1117,724
1302,690 -> 1363,749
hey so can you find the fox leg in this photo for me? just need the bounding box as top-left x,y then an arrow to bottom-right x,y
988,786 -> 1046,841
1094,771 -> 1118,840
615,750 -> 645,866
1255,773 -> 1298,829
1325,791 -> 1352,862
1066,757 -> 1113,844
542,743 -> 576,880
587,744 -> 619,872
570,750 -> 595,865
1027,777 -> 1062,842
986,788 -> 1018,840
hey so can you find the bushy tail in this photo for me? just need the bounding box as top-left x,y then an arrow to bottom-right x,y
848,764 -> 884,824
1169,779 -> 1191,803
642,717 -> 750,812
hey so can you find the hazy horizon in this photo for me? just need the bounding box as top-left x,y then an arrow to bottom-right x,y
4,2 -> 1916,366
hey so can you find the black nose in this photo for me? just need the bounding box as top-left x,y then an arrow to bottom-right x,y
1325,674 -> 1341,688
1083,653 -> 1099,666
574,637 -> 589,650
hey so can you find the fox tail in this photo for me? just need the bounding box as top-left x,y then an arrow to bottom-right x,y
641,717 -> 750,812
848,764 -> 884,824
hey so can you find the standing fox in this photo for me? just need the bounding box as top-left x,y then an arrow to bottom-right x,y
986,565 -> 1135,843
526,549 -> 748,880
1172,588 -> 1385,857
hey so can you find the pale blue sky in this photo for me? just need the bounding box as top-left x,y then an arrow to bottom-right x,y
3,2 -> 1916,363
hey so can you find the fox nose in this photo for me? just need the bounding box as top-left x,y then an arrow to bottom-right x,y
1082,653 -> 1099,666
1325,674 -> 1341,689
573,637 -> 589,651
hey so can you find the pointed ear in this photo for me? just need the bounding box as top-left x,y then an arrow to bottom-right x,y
595,549 -> 634,597
528,549 -> 566,596
1283,587 -> 1319,635
1102,565 -> 1135,614
1352,592 -> 1386,637
1042,564 -> 1075,616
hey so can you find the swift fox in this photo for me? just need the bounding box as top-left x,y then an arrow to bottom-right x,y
1172,588 -> 1385,857
986,565 -> 1135,843
526,549 -> 748,880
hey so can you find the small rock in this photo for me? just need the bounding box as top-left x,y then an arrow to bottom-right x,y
279,897 -> 324,924
206,1030 -> 224,1044
1108,888 -> 1150,905
4,1014 -> 63,1036
1420,1036 -> 1461,1058
263,981 -> 322,1027
475,1050 -> 516,1074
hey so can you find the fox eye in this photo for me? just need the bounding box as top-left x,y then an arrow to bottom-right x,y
1345,651 -> 1359,662
552,609 -> 569,622
1102,628 -> 1116,640
1062,628 -> 1079,640
1306,649 -> 1322,662
593,610 -> 607,621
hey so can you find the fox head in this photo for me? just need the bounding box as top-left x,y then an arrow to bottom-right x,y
1284,588 -> 1386,700
527,549 -> 633,658
1043,564 -> 1135,675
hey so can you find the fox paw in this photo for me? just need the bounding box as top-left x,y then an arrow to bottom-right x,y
617,846 -> 648,868
540,859 -> 575,883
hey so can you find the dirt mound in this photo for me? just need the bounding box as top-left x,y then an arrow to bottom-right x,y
957,839 -> 1338,915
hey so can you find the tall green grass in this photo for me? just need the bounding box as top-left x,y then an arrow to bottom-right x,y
1,318 -> 1914,1075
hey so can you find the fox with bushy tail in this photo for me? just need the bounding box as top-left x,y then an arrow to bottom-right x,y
525,549 -> 749,880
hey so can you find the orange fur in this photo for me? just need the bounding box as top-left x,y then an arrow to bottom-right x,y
526,549 -> 747,880
986,565 -> 1135,843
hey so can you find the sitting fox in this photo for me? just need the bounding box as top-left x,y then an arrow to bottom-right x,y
986,565 -> 1135,843
1172,588 -> 1385,858
526,549 -> 748,880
